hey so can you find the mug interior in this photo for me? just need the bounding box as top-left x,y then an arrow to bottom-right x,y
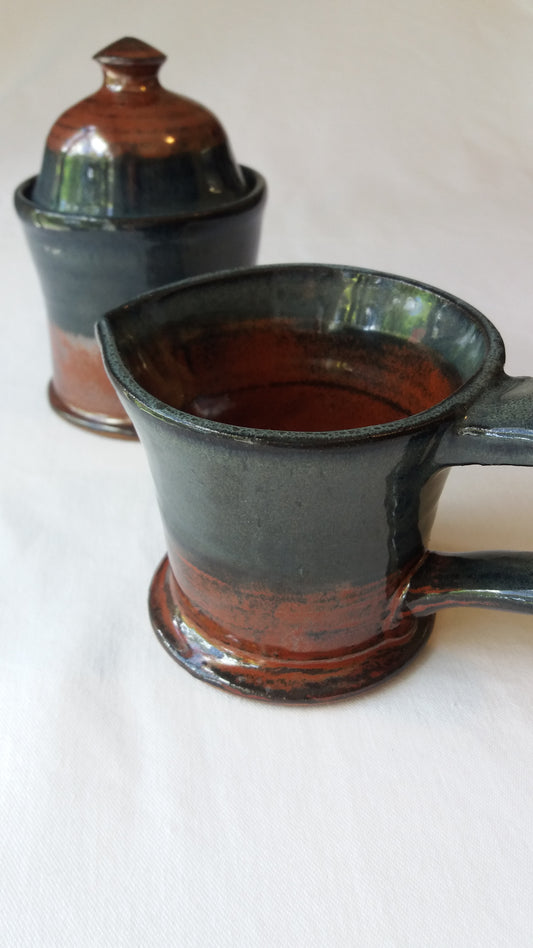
110,266 -> 493,433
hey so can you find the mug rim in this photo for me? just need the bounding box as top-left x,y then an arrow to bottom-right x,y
96,263 -> 507,446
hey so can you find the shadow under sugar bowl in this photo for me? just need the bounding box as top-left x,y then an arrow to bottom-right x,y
97,264 -> 533,702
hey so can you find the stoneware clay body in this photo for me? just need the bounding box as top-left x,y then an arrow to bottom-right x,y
97,264 -> 533,702
14,37 -> 266,437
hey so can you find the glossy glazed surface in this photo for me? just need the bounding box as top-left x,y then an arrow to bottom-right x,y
97,265 -> 533,701
33,37 -> 246,217
149,557 -> 435,702
134,322 -> 462,430
14,37 -> 266,435
15,168 -> 265,434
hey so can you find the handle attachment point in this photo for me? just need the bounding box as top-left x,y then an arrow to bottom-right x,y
400,550 -> 533,619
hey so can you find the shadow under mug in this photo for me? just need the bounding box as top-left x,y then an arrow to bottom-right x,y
97,264 -> 533,702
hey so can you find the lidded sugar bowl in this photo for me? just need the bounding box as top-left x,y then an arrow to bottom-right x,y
15,37 -> 266,437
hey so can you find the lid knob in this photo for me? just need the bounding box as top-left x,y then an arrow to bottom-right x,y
93,37 -> 166,90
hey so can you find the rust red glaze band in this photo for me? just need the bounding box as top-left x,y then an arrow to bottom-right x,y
167,544 -> 417,658
48,323 -> 134,434
148,552 -> 433,702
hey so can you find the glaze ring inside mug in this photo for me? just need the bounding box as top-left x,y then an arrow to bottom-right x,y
97,264 -> 533,702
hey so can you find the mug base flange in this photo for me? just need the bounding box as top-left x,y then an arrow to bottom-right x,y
48,381 -> 137,439
148,556 -> 435,703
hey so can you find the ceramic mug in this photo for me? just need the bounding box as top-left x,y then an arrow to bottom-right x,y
97,264 -> 533,702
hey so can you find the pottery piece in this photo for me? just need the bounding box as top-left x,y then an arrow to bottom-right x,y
97,264 -> 533,702
14,37 -> 266,437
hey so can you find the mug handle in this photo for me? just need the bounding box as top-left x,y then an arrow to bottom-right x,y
402,551 -> 533,618
435,373 -> 533,468
398,372 -> 533,619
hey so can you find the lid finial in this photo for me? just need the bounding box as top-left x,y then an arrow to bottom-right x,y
94,37 -> 166,68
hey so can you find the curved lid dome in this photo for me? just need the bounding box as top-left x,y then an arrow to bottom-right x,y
32,37 -> 247,217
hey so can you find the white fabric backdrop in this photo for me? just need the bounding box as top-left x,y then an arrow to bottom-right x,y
2,1 -> 532,944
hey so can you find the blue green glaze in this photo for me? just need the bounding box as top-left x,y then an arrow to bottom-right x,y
15,169 -> 265,338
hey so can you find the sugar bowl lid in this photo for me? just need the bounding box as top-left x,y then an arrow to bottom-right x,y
32,37 -> 248,218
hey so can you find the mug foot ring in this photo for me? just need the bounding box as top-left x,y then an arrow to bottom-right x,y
148,556 -> 435,703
